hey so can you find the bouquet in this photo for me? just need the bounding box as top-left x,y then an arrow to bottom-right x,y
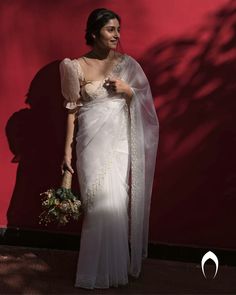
39,170 -> 82,226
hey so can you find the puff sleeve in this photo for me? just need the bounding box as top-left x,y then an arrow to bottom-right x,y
59,58 -> 83,109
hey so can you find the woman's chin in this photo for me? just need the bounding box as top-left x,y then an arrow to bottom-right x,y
110,45 -> 118,50
109,42 -> 118,48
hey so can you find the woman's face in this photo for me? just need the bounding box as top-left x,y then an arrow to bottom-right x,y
94,18 -> 120,50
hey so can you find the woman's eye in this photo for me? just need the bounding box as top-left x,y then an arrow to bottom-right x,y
106,27 -> 120,33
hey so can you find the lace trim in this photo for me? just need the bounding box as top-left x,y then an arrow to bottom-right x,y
129,97 -> 145,277
106,54 -> 126,79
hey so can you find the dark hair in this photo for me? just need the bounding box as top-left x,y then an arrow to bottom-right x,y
85,8 -> 121,46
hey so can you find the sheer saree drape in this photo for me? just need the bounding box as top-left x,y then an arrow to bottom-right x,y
59,54 -> 159,281
121,56 -> 159,276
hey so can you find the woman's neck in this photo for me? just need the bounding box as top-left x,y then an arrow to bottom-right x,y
89,47 -> 115,60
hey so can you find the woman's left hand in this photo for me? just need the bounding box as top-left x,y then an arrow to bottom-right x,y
104,78 -> 133,98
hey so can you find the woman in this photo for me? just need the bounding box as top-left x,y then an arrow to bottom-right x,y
59,8 -> 159,289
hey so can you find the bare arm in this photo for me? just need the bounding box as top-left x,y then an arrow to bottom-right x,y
61,108 -> 78,174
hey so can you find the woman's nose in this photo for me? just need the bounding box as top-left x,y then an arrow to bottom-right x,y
114,30 -> 120,38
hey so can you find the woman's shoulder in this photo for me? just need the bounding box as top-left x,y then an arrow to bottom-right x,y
60,57 -> 78,70
60,57 -> 82,73
122,54 -> 143,70
122,53 -> 139,63
59,57 -> 84,79
115,51 -> 132,61
60,57 -> 80,65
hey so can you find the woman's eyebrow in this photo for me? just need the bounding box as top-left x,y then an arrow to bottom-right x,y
104,25 -> 120,29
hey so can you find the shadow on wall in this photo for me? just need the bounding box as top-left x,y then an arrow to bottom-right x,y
5,61 -> 81,233
4,0 -> 236,249
144,0 -> 236,247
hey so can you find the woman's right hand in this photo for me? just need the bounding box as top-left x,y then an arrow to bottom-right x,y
61,156 -> 74,175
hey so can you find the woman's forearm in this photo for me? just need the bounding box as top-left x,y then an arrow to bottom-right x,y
64,110 -> 77,159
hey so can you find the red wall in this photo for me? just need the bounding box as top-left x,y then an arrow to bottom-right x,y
1,0 -> 235,249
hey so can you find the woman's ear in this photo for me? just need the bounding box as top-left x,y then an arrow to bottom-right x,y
92,33 -> 96,39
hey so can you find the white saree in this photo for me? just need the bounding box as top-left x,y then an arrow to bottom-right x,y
59,54 -> 159,289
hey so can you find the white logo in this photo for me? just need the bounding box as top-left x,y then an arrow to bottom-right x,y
201,251 -> 219,279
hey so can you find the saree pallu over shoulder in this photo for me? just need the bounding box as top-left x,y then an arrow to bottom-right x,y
120,56 -> 159,277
